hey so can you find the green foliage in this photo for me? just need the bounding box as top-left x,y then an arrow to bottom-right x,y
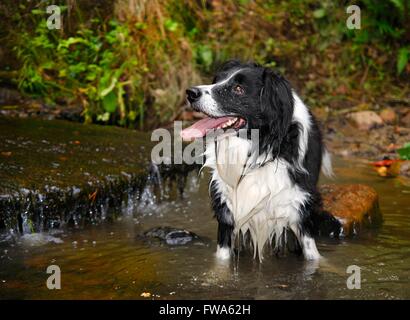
313,8 -> 326,19
12,1 -> 198,128
15,14 -> 141,125
5,0 -> 409,128
195,45 -> 213,71
397,143 -> 410,160
346,0 -> 405,42
397,47 -> 410,74
346,0 -> 409,75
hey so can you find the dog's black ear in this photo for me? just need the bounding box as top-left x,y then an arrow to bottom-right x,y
260,68 -> 294,156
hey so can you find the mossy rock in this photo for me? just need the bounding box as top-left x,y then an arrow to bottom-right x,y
0,117 -> 196,232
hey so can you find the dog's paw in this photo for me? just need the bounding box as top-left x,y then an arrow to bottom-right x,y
304,250 -> 321,261
302,236 -> 321,261
216,246 -> 231,260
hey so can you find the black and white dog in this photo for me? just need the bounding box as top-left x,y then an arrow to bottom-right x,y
181,60 -> 334,261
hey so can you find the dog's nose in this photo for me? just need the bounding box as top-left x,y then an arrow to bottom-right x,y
186,87 -> 202,103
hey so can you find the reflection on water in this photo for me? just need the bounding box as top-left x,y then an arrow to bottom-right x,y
0,158 -> 409,299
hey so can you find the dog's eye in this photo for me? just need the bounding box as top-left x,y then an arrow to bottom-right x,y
233,85 -> 244,95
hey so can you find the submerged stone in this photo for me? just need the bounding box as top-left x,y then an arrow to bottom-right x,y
143,226 -> 202,245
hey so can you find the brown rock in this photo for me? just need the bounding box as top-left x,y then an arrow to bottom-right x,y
347,111 -> 383,130
379,108 -> 397,124
399,160 -> 410,179
400,111 -> 410,127
320,184 -> 381,236
396,106 -> 410,117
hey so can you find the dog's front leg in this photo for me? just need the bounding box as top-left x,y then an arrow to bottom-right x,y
300,234 -> 321,261
216,219 -> 234,260
211,181 -> 234,260
290,223 -> 321,261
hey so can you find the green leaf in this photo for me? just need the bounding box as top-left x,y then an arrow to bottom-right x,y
164,19 -> 178,32
128,110 -> 137,121
100,77 -> 118,97
57,37 -> 86,49
135,22 -> 147,30
97,112 -> 110,122
397,47 -> 409,75
31,9 -> 44,15
197,45 -> 213,69
102,91 -> 117,113
397,143 -> 410,160
68,62 -> 87,76
313,9 -> 326,19
188,27 -> 198,38
389,0 -> 404,11
397,142 -> 410,160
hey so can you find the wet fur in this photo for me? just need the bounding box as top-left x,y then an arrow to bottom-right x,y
190,60 -> 340,261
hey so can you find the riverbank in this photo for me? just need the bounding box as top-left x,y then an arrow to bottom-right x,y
2,86 -> 409,163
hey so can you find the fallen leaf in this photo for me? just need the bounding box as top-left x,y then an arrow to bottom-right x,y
374,161 -> 402,177
371,159 -> 402,167
88,190 -> 98,202
1,151 -> 12,157
376,166 -> 388,177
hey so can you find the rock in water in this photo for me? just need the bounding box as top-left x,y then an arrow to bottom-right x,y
143,226 -> 201,245
320,184 -> 382,236
347,111 -> 383,130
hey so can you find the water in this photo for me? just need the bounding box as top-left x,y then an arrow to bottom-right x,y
0,158 -> 409,299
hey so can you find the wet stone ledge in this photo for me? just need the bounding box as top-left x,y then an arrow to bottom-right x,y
0,117 -> 198,233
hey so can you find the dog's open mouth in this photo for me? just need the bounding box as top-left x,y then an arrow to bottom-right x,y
180,115 -> 246,141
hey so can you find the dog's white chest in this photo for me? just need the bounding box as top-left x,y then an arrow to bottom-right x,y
204,135 -> 308,258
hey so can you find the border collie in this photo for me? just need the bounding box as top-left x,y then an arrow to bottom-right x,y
181,60 -> 334,261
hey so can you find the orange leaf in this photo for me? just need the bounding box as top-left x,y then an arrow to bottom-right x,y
371,159 -> 402,167
88,190 -> 98,202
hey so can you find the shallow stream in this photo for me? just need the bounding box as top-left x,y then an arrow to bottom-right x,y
0,158 -> 409,299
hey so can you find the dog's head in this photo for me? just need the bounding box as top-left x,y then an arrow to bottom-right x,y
181,60 -> 295,155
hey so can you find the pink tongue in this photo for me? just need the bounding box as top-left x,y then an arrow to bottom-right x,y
180,116 -> 236,141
